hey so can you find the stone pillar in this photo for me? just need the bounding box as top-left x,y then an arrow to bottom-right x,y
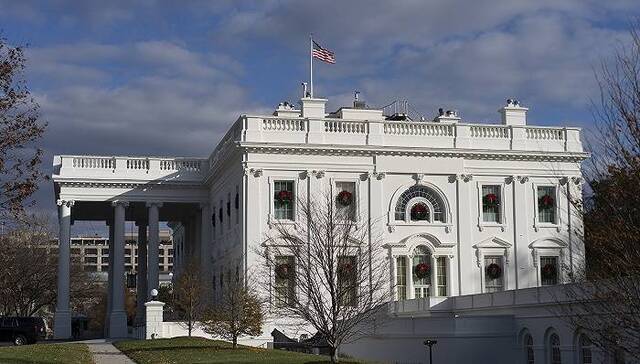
145,300 -> 166,339
135,222 -> 148,325
147,202 -> 162,298
54,199 -> 73,339
105,222 -> 114,338
109,201 -> 128,338
406,255 -> 414,299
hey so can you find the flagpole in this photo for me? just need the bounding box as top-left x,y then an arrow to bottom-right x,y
309,33 -> 313,98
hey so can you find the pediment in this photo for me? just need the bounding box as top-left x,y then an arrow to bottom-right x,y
473,236 -> 512,249
529,237 -> 567,249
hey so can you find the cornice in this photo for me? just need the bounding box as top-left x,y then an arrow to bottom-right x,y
238,142 -> 589,163
55,180 -> 205,190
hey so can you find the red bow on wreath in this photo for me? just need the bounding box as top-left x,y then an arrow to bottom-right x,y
541,263 -> 556,280
411,203 -> 429,221
276,190 -> 293,204
539,195 -> 554,209
483,193 -> 499,206
337,190 -> 353,206
414,263 -> 430,279
275,263 -> 291,279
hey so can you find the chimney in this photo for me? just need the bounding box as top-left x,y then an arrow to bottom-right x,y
434,108 -> 461,123
499,99 -> 528,125
301,97 -> 327,118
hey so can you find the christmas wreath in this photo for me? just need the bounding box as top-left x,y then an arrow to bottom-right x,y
483,193 -> 499,207
486,263 -> 502,280
275,190 -> 293,205
275,263 -> 292,279
538,194 -> 554,210
339,261 -> 355,276
337,190 -> 353,206
541,263 -> 556,280
410,203 -> 429,221
414,263 -> 431,279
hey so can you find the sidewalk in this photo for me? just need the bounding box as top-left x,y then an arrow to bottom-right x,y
83,339 -> 134,364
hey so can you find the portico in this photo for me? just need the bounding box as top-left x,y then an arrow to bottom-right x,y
52,156 -> 210,338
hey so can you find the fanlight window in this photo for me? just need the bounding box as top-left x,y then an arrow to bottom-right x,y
395,185 -> 446,223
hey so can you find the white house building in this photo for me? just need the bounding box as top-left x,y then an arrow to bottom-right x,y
52,94 -> 590,362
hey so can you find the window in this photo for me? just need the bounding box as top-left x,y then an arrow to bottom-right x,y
125,248 -> 132,255
85,248 -> 98,255
100,265 -> 108,271
540,256 -> 559,286
158,257 -> 164,264
579,334 -> 592,364
412,246 -> 431,298
524,334 -> 535,364
84,257 -> 98,264
549,333 -> 561,364
101,248 -> 109,255
71,248 -> 81,255
396,256 -> 407,300
274,256 -> 296,306
436,256 -> 447,296
84,265 -> 97,272
482,185 -> 501,223
395,185 -> 445,223
274,180 -> 294,220
335,181 -> 357,221
538,186 -> 557,224
484,256 -> 504,293
338,256 -> 357,306
235,186 -> 240,224
125,257 -> 131,264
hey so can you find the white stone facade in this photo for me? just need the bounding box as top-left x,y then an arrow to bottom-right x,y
52,95 -> 587,357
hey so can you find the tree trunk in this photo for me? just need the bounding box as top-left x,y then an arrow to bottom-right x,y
232,336 -> 237,349
188,319 -> 192,337
330,346 -> 338,363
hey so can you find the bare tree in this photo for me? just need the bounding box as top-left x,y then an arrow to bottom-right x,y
0,36 -> 47,222
256,189 -> 390,363
0,215 -> 99,317
173,261 -> 206,336
557,22 -> 640,361
202,278 -> 263,348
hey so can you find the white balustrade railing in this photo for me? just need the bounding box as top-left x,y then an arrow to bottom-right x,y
72,157 -> 115,169
160,159 -> 202,172
126,158 -> 149,170
526,127 -> 564,140
470,125 -> 510,138
324,120 -> 367,134
384,122 -> 453,136
262,118 -> 306,131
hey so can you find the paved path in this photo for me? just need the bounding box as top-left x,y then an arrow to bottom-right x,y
84,340 -> 135,364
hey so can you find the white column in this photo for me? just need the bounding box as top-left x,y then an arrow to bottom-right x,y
147,202 -> 162,298
199,203 -> 212,283
54,199 -> 73,339
135,222 -> 148,326
105,222 -> 114,338
109,201 -> 128,338
406,255 -> 414,299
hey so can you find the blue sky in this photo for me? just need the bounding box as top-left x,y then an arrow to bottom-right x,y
1,0 -> 639,232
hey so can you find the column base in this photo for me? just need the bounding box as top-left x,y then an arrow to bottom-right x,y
108,310 -> 128,338
53,310 -> 72,339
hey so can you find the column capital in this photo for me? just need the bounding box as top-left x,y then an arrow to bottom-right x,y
111,200 -> 129,208
199,202 -> 210,209
146,201 -> 163,208
56,199 -> 75,208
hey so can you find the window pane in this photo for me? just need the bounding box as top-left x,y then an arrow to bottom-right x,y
541,256 -> 559,286
484,256 -> 504,293
338,256 -> 357,306
538,186 -> 556,223
274,181 -> 294,220
436,256 -> 447,296
275,256 -> 295,307
396,257 -> 407,300
336,181 -> 357,221
482,185 -> 501,223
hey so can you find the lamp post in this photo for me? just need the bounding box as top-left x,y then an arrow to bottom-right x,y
424,339 -> 437,364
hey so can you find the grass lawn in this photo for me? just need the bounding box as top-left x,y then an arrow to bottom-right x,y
0,343 -> 93,364
115,337 -> 364,364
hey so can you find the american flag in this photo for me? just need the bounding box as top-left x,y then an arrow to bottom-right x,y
312,41 -> 335,64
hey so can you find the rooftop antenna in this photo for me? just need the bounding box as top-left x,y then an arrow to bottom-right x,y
302,82 -> 309,98
354,90 -> 360,101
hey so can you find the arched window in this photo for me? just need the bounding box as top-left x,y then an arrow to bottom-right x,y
578,334 -> 592,364
524,333 -> 535,364
548,333 -> 561,364
395,185 -> 446,223
412,245 -> 431,298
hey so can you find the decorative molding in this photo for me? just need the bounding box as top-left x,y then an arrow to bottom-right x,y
111,200 -> 130,208
458,174 -> 473,182
249,168 -> 263,177
375,172 -> 386,180
571,176 -> 583,185
145,201 -> 163,208
505,176 -> 516,184
559,177 -> 569,186
312,170 -> 325,179
413,173 -> 424,184
56,199 -> 75,208
517,175 -> 529,183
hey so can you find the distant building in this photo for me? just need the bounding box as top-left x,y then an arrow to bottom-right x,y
51,229 -> 174,286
